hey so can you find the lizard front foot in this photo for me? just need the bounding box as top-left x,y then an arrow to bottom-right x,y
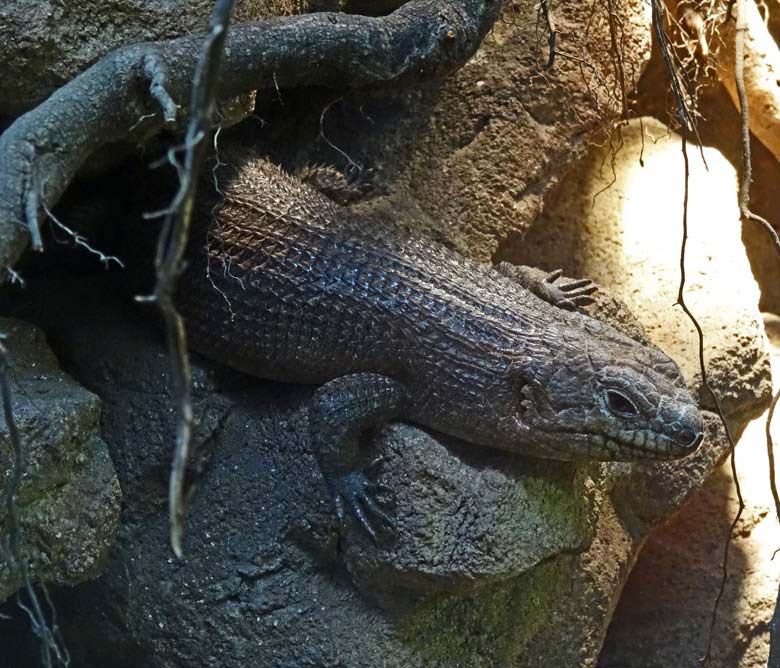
538,269 -> 598,311
331,463 -> 395,544
495,263 -> 598,312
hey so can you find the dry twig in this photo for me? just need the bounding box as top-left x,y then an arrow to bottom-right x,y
137,0 -> 235,558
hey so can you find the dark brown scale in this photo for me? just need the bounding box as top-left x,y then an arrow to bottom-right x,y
185,163 -> 541,386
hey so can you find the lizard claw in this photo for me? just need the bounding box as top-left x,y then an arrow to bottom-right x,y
540,270 -> 598,311
331,470 -> 395,544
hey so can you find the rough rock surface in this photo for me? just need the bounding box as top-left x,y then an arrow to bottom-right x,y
0,317 -> 120,604
545,33 -> 780,658
630,40 -> 780,318
0,0 -> 304,116
598,316 -> 780,668
249,0 -> 653,264
0,279 -> 597,667
0,0 -> 770,662
501,115 -> 770,425
2,0 -> 653,260
499,116 -> 772,666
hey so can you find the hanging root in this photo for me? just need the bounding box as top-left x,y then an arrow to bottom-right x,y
717,0 -> 780,161
539,0 -> 557,69
723,1 -> 780,664
650,2 -> 746,665
654,1 -> 780,663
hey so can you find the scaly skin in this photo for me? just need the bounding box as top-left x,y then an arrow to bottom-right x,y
180,152 -> 703,465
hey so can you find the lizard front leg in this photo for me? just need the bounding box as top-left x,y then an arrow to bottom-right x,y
309,373 -> 406,543
495,262 -> 597,311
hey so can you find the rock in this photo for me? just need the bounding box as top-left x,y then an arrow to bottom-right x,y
502,116 -> 771,666
0,112 -> 769,666
597,320 -> 780,668
0,0 -> 767,657
0,279 -> 597,668
0,317 -> 120,604
504,115 -> 770,423
344,425 -> 593,598
253,0 -> 652,264
1,113 -> 768,667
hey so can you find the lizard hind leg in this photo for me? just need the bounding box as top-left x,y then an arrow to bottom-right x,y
308,373 -> 406,544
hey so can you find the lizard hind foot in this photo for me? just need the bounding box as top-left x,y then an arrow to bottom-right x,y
296,164 -> 376,205
331,470 -> 395,544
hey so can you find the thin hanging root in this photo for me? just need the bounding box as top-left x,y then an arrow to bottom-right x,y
44,204 -> 125,269
718,0 -> 780,163
0,339 -> 69,667
727,0 -> 780,663
650,2 -> 746,665
539,0 -> 556,69
771,559 -> 780,665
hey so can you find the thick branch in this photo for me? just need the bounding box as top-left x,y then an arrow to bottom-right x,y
0,0 -> 499,271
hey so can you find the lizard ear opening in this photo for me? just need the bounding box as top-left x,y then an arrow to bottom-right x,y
517,380 -> 535,422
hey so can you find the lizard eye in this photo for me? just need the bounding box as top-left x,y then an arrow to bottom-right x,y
605,389 -> 638,418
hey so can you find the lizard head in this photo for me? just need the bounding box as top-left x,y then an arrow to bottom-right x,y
503,319 -> 703,461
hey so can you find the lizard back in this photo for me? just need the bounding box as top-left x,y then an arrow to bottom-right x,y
181,154 -> 562,388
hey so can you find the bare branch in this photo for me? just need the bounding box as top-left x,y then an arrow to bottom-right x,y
142,55 -> 179,124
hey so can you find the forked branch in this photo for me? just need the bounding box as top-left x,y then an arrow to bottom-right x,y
0,0 -> 499,272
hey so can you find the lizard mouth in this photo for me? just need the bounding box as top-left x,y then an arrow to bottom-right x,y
532,426 -> 703,461
579,430 -> 702,460
511,412 -> 704,461
575,425 -> 702,460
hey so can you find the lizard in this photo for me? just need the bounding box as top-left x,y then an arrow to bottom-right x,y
178,150 -> 704,541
